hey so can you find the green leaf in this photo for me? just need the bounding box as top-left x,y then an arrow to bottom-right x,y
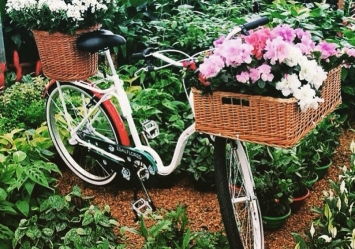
76,228 -> 86,235
24,181 -> 35,196
324,203 -> 332,219
16,199 -> 30,217
148,220 -> 172,237
42,228 -> 54,237
0,188 -> 7,201
12,151 -> 27,163
0,224 -> 14,240
25,167 -> 48,188
0,201 -> 17,215
82,214 -> 94,226
0,153 -> 6,163
56,222 -> 67,233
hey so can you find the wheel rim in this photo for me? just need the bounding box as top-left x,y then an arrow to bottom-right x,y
46,84 -> 117,185
214,137 -> 264,249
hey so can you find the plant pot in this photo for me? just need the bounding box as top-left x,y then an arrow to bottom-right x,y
315,159 -> 332,180
290,187 -> 310,213
262,208 -> 291,231
306,172 -> 319,188
262,207 -> 291,231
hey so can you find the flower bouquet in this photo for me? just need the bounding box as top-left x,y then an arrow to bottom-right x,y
6,0 -> 116,80
189,24 -> 351,147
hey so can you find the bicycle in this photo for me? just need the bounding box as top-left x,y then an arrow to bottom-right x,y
44,17 -> 269,249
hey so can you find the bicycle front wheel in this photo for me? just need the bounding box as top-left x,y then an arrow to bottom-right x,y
46,83 -> 119,185
214,137 -> 264,249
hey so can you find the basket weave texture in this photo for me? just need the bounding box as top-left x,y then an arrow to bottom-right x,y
32,27 -> 99,81
192,65 -> 342,148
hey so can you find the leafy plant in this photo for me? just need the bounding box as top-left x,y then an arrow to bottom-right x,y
296,113 -> 344,174
292,140 -> 355,248
252,145 -> 297,216
121,204 -> 228,248
0,76 -> 48,133
122,204 -> 192,248
183,134 -> 214,185
13,185 -> 121,249
0,126 -> 59,248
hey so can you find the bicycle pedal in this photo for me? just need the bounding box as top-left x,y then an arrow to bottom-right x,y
142,120 -> 159,139
132,198 -> 153,216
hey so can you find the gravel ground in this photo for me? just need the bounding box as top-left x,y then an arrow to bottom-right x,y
56,128 -> 354,248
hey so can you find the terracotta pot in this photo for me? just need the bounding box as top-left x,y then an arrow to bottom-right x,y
290,187 -> 310,212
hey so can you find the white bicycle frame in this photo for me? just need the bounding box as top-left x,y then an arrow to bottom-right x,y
56,48 -> 196,176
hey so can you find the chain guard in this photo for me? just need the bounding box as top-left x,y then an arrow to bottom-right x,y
79,132 -> 158,186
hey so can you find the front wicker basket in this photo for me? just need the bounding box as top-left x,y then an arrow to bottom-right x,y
192,66 -> 342,148
32,27 -> 99,81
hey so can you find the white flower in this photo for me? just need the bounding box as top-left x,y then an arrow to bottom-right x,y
330,226 -> 337,238
293,84 -> 324,111
329,190 -> 334,201
276,74 -> 301,97
319,235 -> 332,243
351,140 -> 355,153
310,222 -> 315,238
284,46 -> 303,67
337,197 -> 342,211
340,180 -> 348,194
349,202 -> 354,214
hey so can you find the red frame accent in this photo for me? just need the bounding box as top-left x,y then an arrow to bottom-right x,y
42,80 -> 130,146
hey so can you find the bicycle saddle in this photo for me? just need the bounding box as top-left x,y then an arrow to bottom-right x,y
76,29 -> 126,53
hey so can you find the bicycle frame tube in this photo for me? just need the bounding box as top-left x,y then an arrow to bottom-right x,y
58,49 -> 196,176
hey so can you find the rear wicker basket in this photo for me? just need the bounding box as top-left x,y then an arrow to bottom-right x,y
192,66 -> 342,148
32,27 -> 99,81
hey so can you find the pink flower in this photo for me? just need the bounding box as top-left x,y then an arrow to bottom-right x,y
244,28 -> 273,59
216,38 -> 253,66
249,68 -> 260,83
258,64 -> 274,82
236,71 -> 250,83
263,36 -> 290,65
213,35 -> 225,47
199,54 -> 224,79
272,24 -> 296,43
315,41 -> 338,59
344,47 -> 355,57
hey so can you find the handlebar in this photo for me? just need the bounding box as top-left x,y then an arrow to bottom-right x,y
132,17 -> 269,72
242,17 -> 269,31
225,16 -> 269,40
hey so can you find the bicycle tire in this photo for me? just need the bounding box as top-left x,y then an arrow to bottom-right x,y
46,82 -> 121,185
214,137 -> 264,249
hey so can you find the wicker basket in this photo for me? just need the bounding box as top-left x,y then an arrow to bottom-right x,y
192,66 -> 342,148
32,26 -> 99,81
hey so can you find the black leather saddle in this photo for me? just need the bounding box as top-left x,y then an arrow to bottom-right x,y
76,29 -> 126,53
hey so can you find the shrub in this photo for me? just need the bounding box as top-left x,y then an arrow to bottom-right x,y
0,76 -> 48,133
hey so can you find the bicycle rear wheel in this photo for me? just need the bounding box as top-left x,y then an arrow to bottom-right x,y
214,137 -> 264,249
46,82 -> 119,185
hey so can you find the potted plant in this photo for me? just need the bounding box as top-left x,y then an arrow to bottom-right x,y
6,0 -> 117,81
186,22 -> 354,148
297,112 -> 344,180
249,145 -> 298,230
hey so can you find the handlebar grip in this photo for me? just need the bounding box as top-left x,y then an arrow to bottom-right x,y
131,47 -> 157,60
241,17 -> 269,31
131,52 -> 145,60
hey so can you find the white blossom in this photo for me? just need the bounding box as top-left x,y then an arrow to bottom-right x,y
337,197 -> 342,211
351,140 -> 355,153
319,235 -> 332,243
310,222 -> 315,238
340,180 -> 348,194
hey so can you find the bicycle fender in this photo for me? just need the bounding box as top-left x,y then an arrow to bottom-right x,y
101,99 -> 130,146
